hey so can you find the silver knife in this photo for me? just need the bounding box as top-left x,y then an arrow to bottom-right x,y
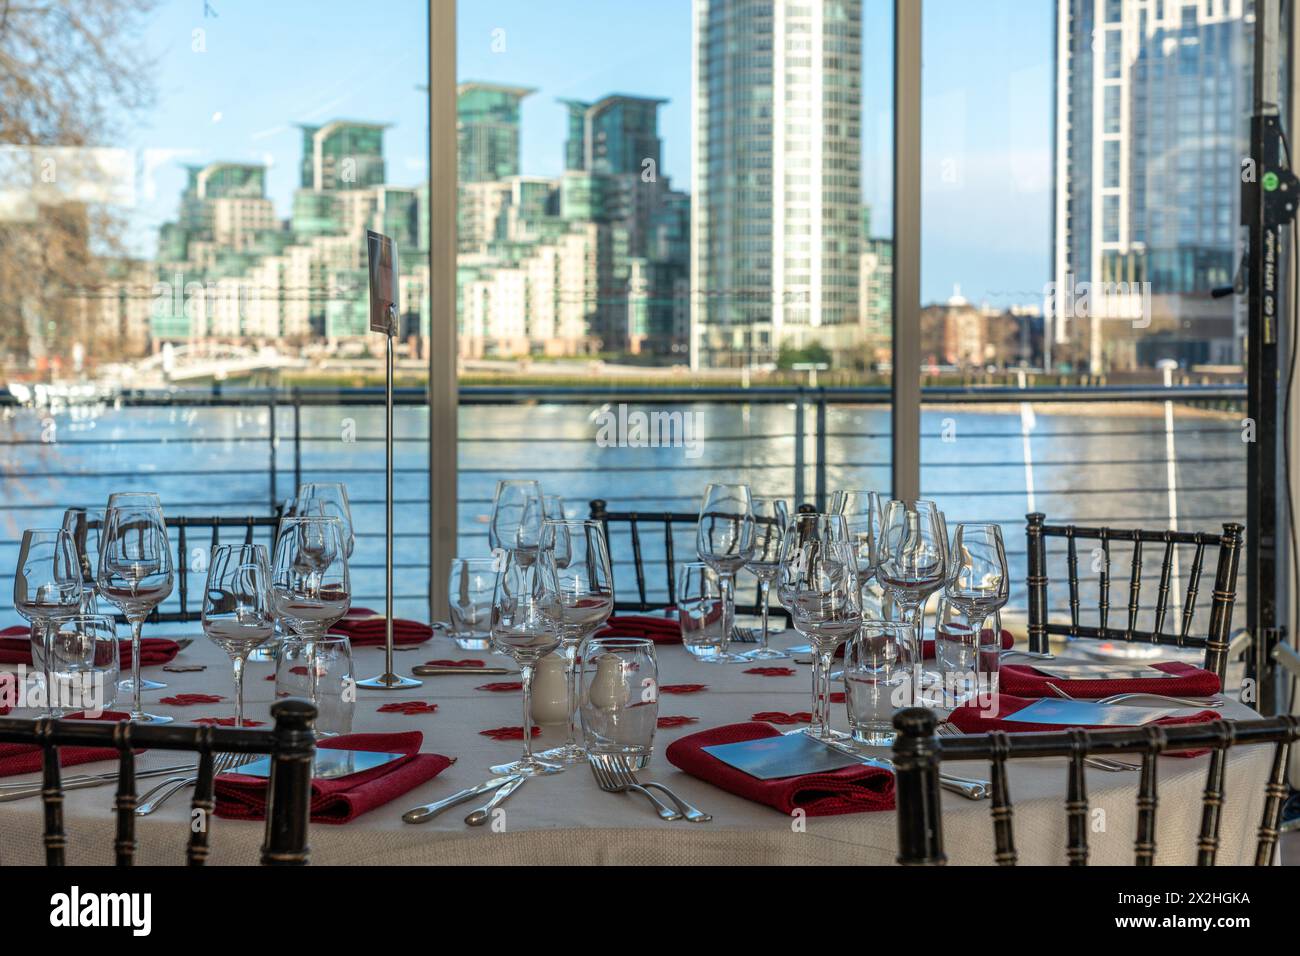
465,774 -> 526,826
401,774 -> 521,824
0,764 -> 200,804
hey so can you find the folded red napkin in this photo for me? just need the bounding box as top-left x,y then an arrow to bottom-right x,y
214,730 -> 451,824
0,628 -> 180,669
0,711 -> 132,777
946,694 -> 1220,757
328,616 -> 434,647
595,614 -> 681,645
665,721 -> 894,816
997,660 -> 1221,699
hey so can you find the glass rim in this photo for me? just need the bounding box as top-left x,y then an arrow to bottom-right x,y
586,636 -> 654,651
452,555 -> 502,565
54,613 -> 117,627
282,634 -> 351,648
20,527 -> 70,538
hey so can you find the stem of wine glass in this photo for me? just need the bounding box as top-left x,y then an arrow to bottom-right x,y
130,619 -> 144,720
563,638 -> 579,749
520,661 -> 536,763
814,646 -> 835,737
758,579 -> 771,651
805,631 -> 822,734
232,653 -> 246,728
720,572 -> 735,646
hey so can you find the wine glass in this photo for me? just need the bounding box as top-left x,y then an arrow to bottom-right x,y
61,507 -> 104,614
202,544 -> 275,728
271,515 -> 351,638
515,491 -> 564,564
536,518 -> 614,766
778,512 -> 860,741
831,490 -> 884,616
877,499 -> 949,674
96,492 -> 174,723
489,479 -> 542,562
297,482 -> 355,558
741,497 -> 790,660
945,523 -> 1009,696
695,483 -> 755,664
13,529 -> 83,716
489,549 -> 564,777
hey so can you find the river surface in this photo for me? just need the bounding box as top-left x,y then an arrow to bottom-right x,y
0,397 -> 1247,633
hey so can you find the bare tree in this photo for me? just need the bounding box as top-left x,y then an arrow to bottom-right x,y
0,0 -> 157,372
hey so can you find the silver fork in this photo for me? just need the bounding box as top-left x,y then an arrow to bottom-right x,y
1045,681 -> 1224,709
606,758 -> 712,823
135,752 -> 250,816
588,755 -> 682,821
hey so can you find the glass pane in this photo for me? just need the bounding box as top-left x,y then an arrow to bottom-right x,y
0,2 -> 431,620
919,0 -> 1250,639
456,0 -> 892,608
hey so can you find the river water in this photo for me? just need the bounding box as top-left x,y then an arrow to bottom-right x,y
0,397 -> 1247,632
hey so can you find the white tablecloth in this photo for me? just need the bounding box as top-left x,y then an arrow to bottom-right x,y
0,629 -> 1275,866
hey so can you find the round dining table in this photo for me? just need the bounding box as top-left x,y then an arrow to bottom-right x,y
0,627 -> 1274,866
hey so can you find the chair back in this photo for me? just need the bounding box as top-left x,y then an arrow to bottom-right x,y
0,699 -> 316,865
589,499 -> 805,617
892,706 -> 1299,866
1025,514 -> 1244,681
72,513 -> 280,624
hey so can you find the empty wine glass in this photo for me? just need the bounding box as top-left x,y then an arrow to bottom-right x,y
297,482 -> 355,559
515,492 -> 564,563
271,515 -> 351,638
778,512 -> 860,741
203,544 -> 275,727
489,479 -> 542,563
97,493 -> 174,724
489,549 -> 563,777
831,490 -> 884,616
14,529 -> 83,716
696,483 -> 755,664
61,507 -> 104,614
946,523 -> 1009,696
877,500 -> 949,673
536,518 -> 614,765
742,497 -> 790,660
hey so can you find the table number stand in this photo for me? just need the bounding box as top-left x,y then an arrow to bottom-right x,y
357,231 -> 421,690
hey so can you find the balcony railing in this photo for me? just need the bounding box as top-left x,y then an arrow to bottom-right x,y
0,382 -> 1247,634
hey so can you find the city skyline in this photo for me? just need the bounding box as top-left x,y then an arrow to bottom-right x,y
120,0 -> 1054,309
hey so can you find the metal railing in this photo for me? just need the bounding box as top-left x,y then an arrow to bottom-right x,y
0,382 -> 1248,629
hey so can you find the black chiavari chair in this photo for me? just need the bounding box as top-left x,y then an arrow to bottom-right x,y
892,706 -> 1298,866
1025,513 -> 1244,682
589,499 -> 811,618
68,513 -> 280,624
0,699 -> 315,866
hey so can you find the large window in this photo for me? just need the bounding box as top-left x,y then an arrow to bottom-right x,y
0,1 -> 432,618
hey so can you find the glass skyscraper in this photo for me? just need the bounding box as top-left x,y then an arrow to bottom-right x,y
1054,0 -> 1252,371
457,82 -> 535,184
692,0 -> 864,369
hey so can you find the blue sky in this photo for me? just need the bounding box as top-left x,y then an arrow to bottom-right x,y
127,0 -> 1054,306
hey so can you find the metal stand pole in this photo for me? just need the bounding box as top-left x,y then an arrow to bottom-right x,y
357,306 -> 421,690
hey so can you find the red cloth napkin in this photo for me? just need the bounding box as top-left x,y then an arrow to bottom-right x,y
665,721 -> 894,816
0,628 -> 180,668
595,614 -> 681,645
328,616 -> 433,647
0,711 -> 133,777
214,730 -> 451,824
997,660 -> 1221,699
946,694 -> 1219,757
